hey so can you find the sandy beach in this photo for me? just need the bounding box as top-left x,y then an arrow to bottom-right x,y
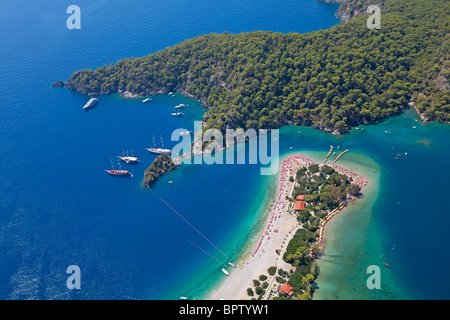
208,151 -> 371,300
209,154 -> 316,300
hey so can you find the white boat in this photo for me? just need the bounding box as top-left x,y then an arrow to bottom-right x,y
171,112 -> 185,117
118,156 -> 139,163
180,130 -> 192,136
221,268 -> 229,276
83,97 -> 99,110
146,148 -> 171,155
105,169 -> 132,177
147,135 -> 171,155
174,104 -> 185,109
142,98 -> 152,103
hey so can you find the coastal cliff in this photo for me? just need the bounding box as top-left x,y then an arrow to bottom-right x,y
318,0 -> 386,22
337,0 -> 387,21
142,154 -> 180,188
316,0 -> 348,21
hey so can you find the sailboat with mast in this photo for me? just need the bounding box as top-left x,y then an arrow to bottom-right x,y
106,157 -> 132,176
118,155 -> 139,163
146,135 -> 171,155
118,150 -> 139,164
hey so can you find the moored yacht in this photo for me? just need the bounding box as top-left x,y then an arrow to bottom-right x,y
105,169 -> 132,177
146,147 -> 171,155
147,135 -> 171,154
118,156 -> 139,163
83,97 -> 99,110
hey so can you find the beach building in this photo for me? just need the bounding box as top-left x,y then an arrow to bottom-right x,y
278,283 -> 294,297
294,195 -> 306,211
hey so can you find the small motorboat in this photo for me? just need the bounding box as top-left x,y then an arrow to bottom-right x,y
180,130 -> 192,136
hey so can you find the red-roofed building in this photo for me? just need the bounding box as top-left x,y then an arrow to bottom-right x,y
296,195 -> 305,200
294,200 -> 306,211
279,283 -> 294,296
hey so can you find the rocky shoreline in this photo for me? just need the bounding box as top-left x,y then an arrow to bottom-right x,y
317,0 -> 385,22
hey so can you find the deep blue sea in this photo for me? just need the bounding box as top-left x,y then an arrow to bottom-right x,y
1,0 -> 449,300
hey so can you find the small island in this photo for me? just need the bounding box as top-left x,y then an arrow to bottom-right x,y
142,154 -> 180,188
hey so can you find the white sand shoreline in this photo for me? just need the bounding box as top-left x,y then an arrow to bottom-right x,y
209,154 -> 316,300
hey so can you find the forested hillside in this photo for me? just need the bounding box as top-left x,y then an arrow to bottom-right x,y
63,0 -> 449,134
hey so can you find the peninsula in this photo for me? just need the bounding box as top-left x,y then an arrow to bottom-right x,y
142,154 -> 180,188
209,153 -> 368,300
57,0 -> 448,135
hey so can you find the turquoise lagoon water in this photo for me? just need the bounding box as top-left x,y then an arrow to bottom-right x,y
1,0 -> 449,300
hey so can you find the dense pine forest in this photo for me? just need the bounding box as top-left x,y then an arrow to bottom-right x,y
142,154 -> 179,188
63,0 -> 449,134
